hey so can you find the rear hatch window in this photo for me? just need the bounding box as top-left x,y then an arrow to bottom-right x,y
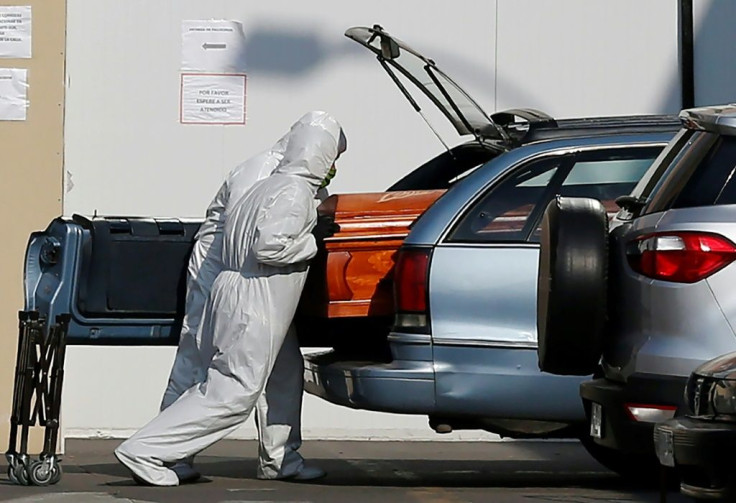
642,131 -> 736,215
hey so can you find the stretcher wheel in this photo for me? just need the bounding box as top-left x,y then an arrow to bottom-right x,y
13,463 -> 30,486
7,464 -> 18,484
49,463 -> 62,485
29,460 -> 58,486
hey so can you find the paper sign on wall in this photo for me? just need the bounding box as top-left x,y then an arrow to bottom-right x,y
181,20 -> 246,73
180,73 -> 246,125
0,68 -> 28,120
0,6 -> 31,58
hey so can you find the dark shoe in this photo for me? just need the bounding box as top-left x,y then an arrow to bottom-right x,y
258,463 -> 326,482
287,464 -> 326,482
170,461 -> 201,484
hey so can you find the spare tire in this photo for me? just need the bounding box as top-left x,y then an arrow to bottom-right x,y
537,196 -> 608,376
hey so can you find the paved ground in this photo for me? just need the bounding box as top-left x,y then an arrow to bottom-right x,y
0,439 -> 690,502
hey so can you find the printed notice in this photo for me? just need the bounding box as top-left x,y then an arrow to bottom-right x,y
181,20 -> 246,73
0,6 -> 31,58
180,73 -> 246,125
0,68 -> 28,120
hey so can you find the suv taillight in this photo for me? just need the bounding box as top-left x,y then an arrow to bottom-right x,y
393,247 -> 431,331
627,232 -> 736,283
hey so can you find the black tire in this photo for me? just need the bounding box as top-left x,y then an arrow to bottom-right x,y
13,463 -> 30,486
537,196 -> 608,376
49,463 -> 62,485
28,460 -> 55,486
7,464 -> 18,485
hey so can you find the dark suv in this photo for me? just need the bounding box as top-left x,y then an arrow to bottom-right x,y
654,351 -> 736,500
536,103 -> 736,478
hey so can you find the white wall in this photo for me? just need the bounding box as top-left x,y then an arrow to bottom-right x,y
693,0 -> 736,106
63,0 -> 498,215
495,0 -> 680,116
62,0 -> 685,441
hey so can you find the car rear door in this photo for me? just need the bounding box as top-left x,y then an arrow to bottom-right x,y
428,144 -> 663,417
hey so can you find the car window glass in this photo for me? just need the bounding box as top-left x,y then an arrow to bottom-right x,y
714,164 -> 736,205
630,129 -> 693,201
528,148 -> 661,240
643,131 -> 719,214
672,135 -> 736,208
382,41 -> 492,136
558,155 -> 657,215
617,128 -> 694,220
448,157 -> 563,243
519,168 -> 556,186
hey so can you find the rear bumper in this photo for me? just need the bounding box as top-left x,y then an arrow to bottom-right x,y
580,374 -> 687,454
655,417 -> 736,500
303,351 -> 434,414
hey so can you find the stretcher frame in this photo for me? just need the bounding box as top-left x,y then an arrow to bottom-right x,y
5,311 -> 69,486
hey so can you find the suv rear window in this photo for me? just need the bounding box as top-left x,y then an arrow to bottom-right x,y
640,131 -> 736,215
673,135 -> 736,207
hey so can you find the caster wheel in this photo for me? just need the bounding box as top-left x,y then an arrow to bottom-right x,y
13,463 -> 30,486
7,464 -> 18,484
49,463 -> 62,485
28,460 -> 55,486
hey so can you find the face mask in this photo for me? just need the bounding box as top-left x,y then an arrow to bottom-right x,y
320,165 -> 337,189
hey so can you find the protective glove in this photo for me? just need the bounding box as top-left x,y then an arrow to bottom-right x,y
311,215 -> 340,243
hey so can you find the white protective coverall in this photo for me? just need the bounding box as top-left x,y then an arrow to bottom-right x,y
160,143 -> 286,411
160,112 -> 333,480
161,111 -> 331,406
115,111 -> 344,486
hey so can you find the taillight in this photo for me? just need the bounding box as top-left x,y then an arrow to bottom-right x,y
393,247 -> 431,331
624,403 -> 677,423
627,232 -> 736,283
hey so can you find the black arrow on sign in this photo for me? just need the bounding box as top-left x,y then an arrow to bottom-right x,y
202,43 -> 227,50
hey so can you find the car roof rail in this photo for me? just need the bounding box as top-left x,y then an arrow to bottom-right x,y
522,114 -> 681,143
487,109 -> 681,147
553,114 -> 681,129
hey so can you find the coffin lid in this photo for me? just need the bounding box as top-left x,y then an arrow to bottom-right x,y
318,190 -> 446,241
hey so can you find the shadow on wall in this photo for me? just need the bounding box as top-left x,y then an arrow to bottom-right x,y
230,15 -> 736,118
241,26 -> 361,76
238,24 -> 497,106
190,10 -> 736,120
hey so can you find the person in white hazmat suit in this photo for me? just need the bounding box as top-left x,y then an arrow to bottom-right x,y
158,112 -> 335,482
159,140 -> 288,413
114,111 -> 345,486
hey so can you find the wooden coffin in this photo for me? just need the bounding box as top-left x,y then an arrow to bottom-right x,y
298,189 -> 446,318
